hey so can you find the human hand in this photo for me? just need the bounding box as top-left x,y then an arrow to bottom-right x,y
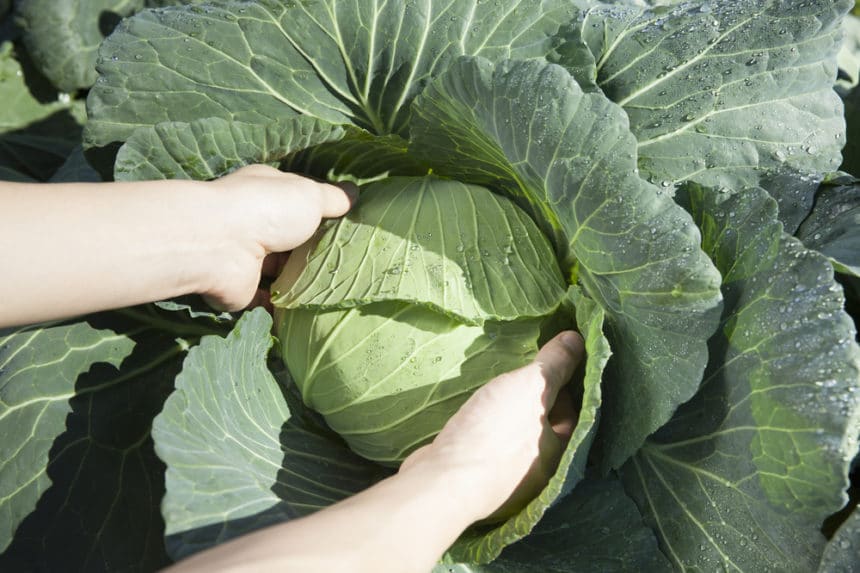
200,164 -> 355,311
400,330 -> 585,522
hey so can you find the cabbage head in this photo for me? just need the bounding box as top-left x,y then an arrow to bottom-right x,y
272,176 -> 568,463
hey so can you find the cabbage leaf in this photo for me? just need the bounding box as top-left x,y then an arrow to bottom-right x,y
411,56 -> 723,470
555,0 -> 849,231
623,183 -> 860,572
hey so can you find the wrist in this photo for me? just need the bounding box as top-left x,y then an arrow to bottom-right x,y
399,446 -> 497,524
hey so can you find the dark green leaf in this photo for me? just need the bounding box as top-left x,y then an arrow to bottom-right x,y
797,177 -> 860,276
410,56 -> 723,470
0,165 -> 35,181
114,116 -> 347,181
0,309 -> 197,571
0,42 -> 84,181
0,130 -> 79,180
624,184 -> 860,572
477,476 -> 672,572
84,0 -> 573,154
16,0 -> 143,92
49,146 -> 102,182
842,84 -> 860,177
145,0 -> 208,6
0,320 -> 133,553
556,0 -> 849,231
116,113 -> 427,183
283,127 -> 427,181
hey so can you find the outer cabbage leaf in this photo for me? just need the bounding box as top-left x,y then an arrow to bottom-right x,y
443,286 -> 608,563
114,116 -> 346,181
152,297 -> 234,325
14,0 -> 210,93
84,0 -> 574,156
624,184 -> 860,572
0,166 -> 35,182
0,308 -> 208,571
0,42 -> 84,181
796,176 -> 860,276
152,309 -> 389,560
0,321 -> 131,553
273,177 -> 567,324
15,0 -> 143,92
281,128 -> 427,181
115,113 -> 426,185
410,56 -> 723,470
555,0 -> 849,231
0,129 -> 80,182
439,476 -> 672,573
145,0 -> 208,5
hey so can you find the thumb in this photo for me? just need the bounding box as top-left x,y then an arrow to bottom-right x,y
318,181 -> 358,218
255,179 -> 356,254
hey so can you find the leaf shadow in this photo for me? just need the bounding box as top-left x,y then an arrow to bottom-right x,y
0,109 -> 82,180
99,11 -> 124,38
270,365 -> 392,516
0,314 -> 181,572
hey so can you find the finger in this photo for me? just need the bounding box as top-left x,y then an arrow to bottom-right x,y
535,331 -> 584,409
318,181 -> 357,218
548,388 -> 577,441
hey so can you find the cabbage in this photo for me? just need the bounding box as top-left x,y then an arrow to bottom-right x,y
273,176 -> 567,463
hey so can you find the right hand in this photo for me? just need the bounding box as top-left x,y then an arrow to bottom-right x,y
400,330 -> 585,522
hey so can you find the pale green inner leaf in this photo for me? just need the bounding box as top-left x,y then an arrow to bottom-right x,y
273,176 -> 567,324
276,302 -> 541,463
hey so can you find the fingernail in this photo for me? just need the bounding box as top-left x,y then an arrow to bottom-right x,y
338,181 -> 360,204
559,331 -> 581,351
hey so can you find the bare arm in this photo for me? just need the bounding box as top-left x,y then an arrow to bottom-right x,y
0,165 -> 352,327
166,331 -> 584,573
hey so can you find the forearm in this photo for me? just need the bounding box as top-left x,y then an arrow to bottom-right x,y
166,459 -> 483,573
0,180 -> 230,327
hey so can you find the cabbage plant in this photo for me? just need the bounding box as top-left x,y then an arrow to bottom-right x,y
272,177 -> 568,463
0,0 -> 859,571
